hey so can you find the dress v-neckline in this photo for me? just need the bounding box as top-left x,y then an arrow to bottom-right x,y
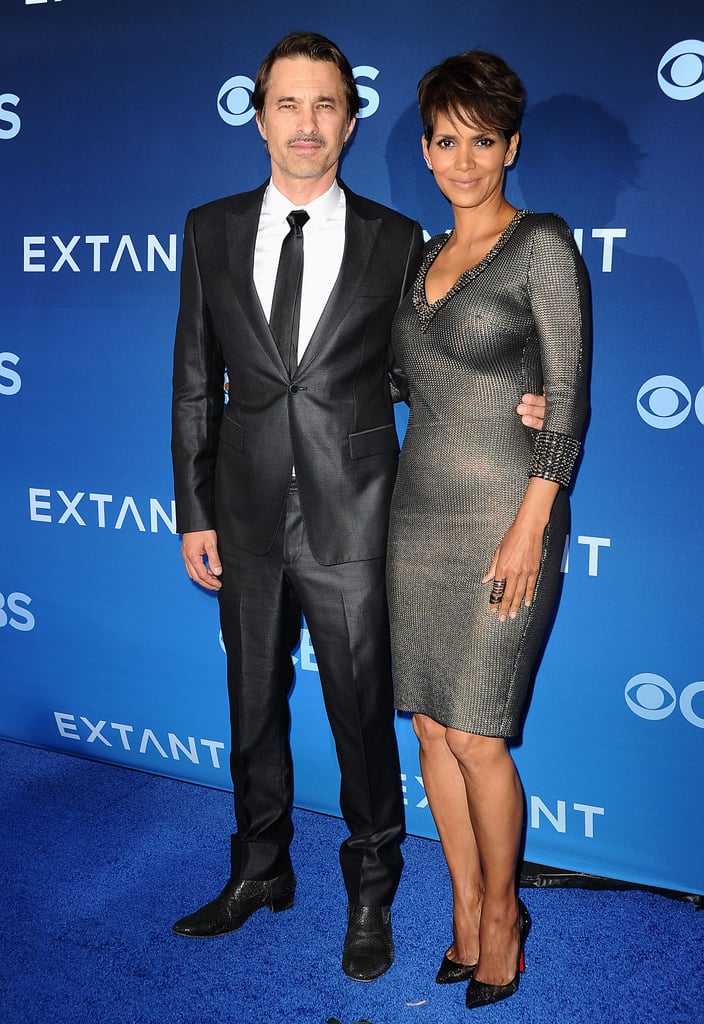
413,210 -> 530,328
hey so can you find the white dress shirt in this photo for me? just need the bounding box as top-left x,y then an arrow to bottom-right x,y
253,179 -> 346,364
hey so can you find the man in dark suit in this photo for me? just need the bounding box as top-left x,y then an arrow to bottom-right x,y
171,31 -> 420,982
171,31 -> 545,981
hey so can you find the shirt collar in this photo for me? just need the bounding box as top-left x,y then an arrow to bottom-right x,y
263,178 -> 342,226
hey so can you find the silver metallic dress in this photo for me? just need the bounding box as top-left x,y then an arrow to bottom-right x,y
387,211 -> 590,737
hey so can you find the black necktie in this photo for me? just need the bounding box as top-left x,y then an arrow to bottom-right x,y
269,209 -> 309,376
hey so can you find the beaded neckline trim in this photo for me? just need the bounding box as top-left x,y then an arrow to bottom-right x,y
412,209 -> 531,329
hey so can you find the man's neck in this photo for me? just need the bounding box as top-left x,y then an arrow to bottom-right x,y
269,166 -> 340,207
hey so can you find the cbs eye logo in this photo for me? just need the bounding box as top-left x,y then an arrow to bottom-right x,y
636,375 -> 704,429
217,66 -> 380,126
658,40 -> 704,101
218,76 -> 256,126
625,673 -> 704,729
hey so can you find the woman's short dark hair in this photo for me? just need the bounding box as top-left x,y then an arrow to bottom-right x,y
253,31 -> 360,122
418,50 -> 525,143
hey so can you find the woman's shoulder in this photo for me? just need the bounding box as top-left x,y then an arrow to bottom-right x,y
515,211 -> 587,280
517,210 -> 574,244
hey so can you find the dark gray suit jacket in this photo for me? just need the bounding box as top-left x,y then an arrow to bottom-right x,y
171,180 -> 423,565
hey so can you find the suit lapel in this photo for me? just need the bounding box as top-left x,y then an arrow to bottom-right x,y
297,186 -> 382,372
225,184 -> 285,371
224,182 -> 383,374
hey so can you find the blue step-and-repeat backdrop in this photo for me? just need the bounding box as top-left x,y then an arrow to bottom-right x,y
2,0 -> 703,896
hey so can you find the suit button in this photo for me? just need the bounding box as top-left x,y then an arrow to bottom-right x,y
288,384 -> 299,394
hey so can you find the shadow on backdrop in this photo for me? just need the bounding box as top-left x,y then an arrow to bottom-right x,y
386,102 -> 454,238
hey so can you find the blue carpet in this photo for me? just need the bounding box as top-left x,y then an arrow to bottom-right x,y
1,739 -> 702,1023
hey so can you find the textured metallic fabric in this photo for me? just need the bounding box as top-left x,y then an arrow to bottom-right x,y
387,212 -> 590,737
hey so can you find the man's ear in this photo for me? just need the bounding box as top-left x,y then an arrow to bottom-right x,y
255,110 -> 267,142
343,117 -> 356,145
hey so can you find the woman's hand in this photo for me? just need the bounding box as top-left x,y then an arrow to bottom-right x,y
483,520 -> 545,621
482,477 -> 560,621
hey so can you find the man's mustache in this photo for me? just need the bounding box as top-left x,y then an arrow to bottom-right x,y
287,134 -> 325,146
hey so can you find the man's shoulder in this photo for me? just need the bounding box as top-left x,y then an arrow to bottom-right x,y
187,184 -> 267,221
341,183 -> 420,233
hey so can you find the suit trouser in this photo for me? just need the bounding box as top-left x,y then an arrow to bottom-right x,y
217,482 -> 405,907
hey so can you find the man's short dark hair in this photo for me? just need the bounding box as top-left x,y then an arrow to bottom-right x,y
252,31 -> 361,122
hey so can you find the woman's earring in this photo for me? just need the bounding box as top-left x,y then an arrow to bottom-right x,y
425,158 -> 433,171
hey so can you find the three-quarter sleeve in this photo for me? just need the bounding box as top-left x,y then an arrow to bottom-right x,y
526,215 -> 591,487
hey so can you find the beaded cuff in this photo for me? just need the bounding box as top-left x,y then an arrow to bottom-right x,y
530,430 -> 581,488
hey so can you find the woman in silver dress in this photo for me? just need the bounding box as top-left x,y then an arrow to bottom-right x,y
386,51 -> 590,1009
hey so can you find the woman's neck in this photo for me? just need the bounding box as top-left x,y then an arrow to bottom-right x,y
450,198 -> 517,249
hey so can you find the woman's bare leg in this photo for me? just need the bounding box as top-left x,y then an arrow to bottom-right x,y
413,713 -> 483,965
445,728 -> 523,986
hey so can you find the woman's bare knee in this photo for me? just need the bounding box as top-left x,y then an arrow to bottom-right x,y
412,712 -> 448,747
445,729 -> 506,772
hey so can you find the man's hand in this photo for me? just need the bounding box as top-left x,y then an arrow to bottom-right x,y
516,392 -> 546,429
181,530 -> 223,591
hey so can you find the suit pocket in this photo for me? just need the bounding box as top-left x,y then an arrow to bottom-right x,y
219,414 -> 244,451
349,423 -> 398,460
